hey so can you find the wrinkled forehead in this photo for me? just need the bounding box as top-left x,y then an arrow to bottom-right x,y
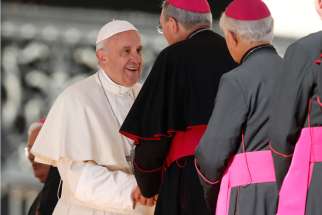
106,30 -> 141,48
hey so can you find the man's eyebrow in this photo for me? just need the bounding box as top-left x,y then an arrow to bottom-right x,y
121,46 -> 131,49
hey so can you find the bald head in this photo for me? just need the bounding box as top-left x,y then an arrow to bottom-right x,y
26,122 -> 50,183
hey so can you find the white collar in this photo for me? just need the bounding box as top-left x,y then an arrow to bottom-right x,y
98,69 -> 133,95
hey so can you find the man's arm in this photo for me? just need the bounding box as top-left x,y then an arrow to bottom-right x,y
195,75 -> 247,208
134,137 -> 171,198
56,158 -> 151,211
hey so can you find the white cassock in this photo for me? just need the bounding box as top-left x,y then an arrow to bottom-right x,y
31,69 -> 155,215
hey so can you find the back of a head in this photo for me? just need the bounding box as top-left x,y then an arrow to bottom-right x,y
27,119 -> 45,148
162,0 -> 213,31
219,0 -> 274,43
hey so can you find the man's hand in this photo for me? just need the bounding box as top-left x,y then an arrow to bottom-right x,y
131,186 -> 157,208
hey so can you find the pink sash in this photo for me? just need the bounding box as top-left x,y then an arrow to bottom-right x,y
216,150 -> 276,215
277,126 -> 322,215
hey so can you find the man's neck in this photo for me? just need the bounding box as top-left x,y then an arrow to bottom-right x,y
174,25 -> 209,43
237,41 -> 271,63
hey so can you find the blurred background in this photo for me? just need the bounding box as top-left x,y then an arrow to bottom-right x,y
1,0 -> 321,214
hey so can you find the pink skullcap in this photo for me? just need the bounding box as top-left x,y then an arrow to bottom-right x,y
225,0 -> 271,20
167,0 -> 211,13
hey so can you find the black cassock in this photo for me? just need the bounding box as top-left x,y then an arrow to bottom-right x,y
120,28 -> 236,215
28,167 -> 61,215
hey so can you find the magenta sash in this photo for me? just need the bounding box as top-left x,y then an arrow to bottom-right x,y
216,150 -> 276,215
277,126 -> 322,215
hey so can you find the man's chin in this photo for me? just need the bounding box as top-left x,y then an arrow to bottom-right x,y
124,73 -> 141,86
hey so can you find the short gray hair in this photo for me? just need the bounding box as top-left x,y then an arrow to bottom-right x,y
162,1 -> 212,30
219,13 -> 274,42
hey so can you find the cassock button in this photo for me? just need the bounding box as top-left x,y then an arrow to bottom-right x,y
315,59 -> 321,65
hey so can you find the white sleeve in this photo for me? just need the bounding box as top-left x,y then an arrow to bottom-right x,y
57,158 -> 137,211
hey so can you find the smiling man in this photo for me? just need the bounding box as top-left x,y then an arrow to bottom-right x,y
31,20 -> 155,215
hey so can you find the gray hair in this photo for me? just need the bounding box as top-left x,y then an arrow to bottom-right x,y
219,13 -> 274,43
162,1 -> 212,30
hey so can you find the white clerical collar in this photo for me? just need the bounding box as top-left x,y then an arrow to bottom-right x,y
98,69 -> 132,95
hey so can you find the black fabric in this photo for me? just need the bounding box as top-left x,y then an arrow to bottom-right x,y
198,179 -> 220,214
305,162 -> 322,215
155,157 -> 211,215
28,167 -> 61,215
228,183 -> 278,215
271,153 -> 292,189
269,31 -> 322,188
134,137 -> 171,197
121,28 -> 235,215
38,167 -> 61,215
28,193 -> 41,215
120,29 -> 236,139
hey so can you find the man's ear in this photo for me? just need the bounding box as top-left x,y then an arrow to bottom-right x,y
96,50 -> 107,64
228,30 -> 239,47
168,16 -> 179,33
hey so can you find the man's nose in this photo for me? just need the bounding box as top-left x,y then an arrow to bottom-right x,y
130,52 -> 141,64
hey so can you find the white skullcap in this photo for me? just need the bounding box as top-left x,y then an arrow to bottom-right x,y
96,20 -> 138,44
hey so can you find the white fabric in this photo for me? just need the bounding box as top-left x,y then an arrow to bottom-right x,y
31,70 -> 154,215
31,70 -> 140,167
54,159 -> 154,215
100,71 -> 136,155
96,20 -> 138,44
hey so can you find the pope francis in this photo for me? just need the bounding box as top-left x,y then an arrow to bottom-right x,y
31,20 -> 155,215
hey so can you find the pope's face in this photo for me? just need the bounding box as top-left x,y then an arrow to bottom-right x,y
102,30 -> 143,87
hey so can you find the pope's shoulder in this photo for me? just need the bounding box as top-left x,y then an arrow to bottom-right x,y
53,74 -> 98,106
64,74 -> 97,96
56,73 -> 141,102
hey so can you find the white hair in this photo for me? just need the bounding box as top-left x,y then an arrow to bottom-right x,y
162,1 -> 212,30
219,13 -> 274,43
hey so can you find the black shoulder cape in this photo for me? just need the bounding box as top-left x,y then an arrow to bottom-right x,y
120,29 -> 236,142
